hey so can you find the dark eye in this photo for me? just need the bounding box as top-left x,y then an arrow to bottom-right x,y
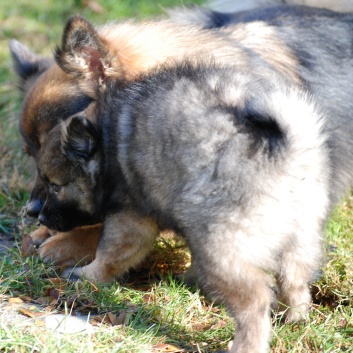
50,183 -> 61,194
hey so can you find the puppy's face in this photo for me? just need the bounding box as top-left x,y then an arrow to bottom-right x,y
10,15 -> 121,218
17,64 -> 93,217
36,115 -> 101,232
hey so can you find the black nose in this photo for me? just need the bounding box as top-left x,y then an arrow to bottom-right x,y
26,199 -> 43,218
38,212 -> 46,224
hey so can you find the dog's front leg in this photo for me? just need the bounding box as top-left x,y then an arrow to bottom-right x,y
62,209 -> 159,282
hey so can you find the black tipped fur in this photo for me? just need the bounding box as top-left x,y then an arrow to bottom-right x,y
9,40 -> 53,89
55,15 -> 109,78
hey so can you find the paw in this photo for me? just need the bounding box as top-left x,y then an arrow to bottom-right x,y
29,225 -> 53,245
62,267 -> 84,282
38,236 -> 81,267
22,226 -> 54,256
38,225 -> 100,267
285,304 -> 310,323
62,263 -> 115,283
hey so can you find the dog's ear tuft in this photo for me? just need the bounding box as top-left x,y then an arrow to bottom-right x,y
9,40 -> 53,91
55,15 -> 112,90
61,116 -> 98,162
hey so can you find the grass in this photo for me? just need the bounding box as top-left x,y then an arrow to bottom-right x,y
0,0 -> 353,352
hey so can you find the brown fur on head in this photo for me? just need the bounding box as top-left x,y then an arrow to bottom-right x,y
10,15 -> 125,158
20,64 -> 94,157
9,16 -> 124,214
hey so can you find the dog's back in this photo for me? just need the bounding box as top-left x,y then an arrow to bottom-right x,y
174,5 -> 353,202
93,62 -> 331,352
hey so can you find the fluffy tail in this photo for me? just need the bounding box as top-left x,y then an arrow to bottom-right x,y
207,0 -> 279,13
208,0 -> 353,13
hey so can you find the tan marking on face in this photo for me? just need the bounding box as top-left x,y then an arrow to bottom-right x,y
21,64 -> 84,149
21,65 -> 69,139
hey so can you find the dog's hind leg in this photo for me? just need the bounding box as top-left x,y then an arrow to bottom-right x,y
276,259 -> 314,322
191,242 -> 275,353
63,210 -> 159,283
275,236 -> 322,322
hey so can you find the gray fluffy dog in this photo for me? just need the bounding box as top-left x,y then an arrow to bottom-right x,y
36,61 -> 347,352
33,5 -> 353,353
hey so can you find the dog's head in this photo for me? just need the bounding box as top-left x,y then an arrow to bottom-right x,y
10,15 -> 122,218
36,114 -> 102,231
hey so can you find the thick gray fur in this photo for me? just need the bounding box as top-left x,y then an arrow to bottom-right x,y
36,6 -> 353,352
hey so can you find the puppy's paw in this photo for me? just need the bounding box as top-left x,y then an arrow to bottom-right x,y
62,267 -> 84,282
62,263 -> 116,283
38,225 -> 101,267
38,236 -> 81,267
22,225 -> 54,257
29,225 -> 53,245
284,304 -> 310,323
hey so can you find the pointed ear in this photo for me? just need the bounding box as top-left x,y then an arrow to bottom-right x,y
9,39 -> 53,91
55,15 -> 117,96
61,116 -> 98,162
